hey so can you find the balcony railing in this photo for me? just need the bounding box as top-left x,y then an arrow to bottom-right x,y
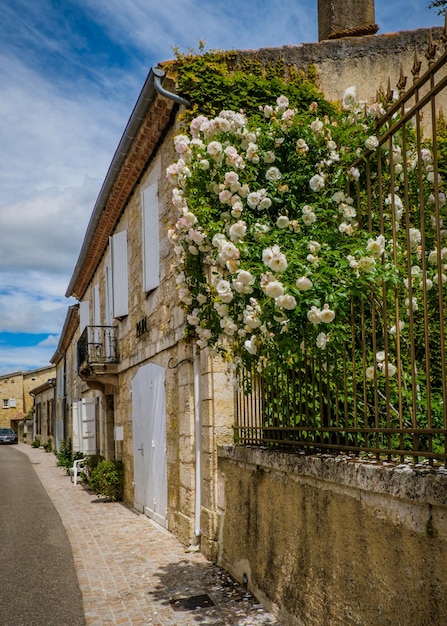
77,326 -> 119,375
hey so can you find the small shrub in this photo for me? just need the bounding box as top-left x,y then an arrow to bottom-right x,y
31,438 -> 41,448
43,438 -> 52,453
55,439 -> 83,473
89,460 -> 124,501
81,453 -> 104,483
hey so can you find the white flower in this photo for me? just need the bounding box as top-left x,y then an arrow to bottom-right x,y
389,321 -> 405,335
266,166 -> 282,181
263,245 -> 288,272
376,351 -> 386,362
263,151 -> 276,163
276,215 -> 290,229
316,332 -> 328,349
342,86 -> 357,109
258,196 -> 272,211
383,362 -> 397,377
207,141 -> 223,157
365,366 -> 375,381
302,211 -> 317,225
229,220 -> 247,243
296,138 -> 309,153
357,256 -> 376,273
307,306 -> 322,324
348,167 -> 360,181
309,174 -> 325,192
276,294 -> 297,310
366,235 -> 386,258
276,95 -> 289,111
215,280 -> 234,303
310,118 -> 324,134
409,228 -> 421,249
319,304 -> 335,323
347,255 -> 358,269
365,135 -> 379,150
296,276 -> 313,291
308,240 -> 321,254
265,280 -> 285,299
244,336 -> 258,355
220,316 -> 238,336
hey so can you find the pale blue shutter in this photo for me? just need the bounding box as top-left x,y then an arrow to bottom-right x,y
111,230 -> 129,318
142,183 -> 160,292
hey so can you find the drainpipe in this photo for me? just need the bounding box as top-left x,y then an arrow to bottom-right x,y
193,346 -> 202,540
152,68 -> 191,107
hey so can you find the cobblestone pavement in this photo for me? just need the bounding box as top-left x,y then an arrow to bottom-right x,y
19,444 -> 280,626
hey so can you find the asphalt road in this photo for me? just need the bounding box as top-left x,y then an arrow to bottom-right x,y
0,445 -> 85,626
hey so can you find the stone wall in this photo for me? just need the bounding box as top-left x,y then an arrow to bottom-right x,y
237,27 -> 444,112
217,445 -> 447,626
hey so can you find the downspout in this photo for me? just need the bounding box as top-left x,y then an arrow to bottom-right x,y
152,69 -> 191,107
193,346 -> 202,541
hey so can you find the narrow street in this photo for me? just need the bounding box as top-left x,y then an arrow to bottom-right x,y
0,445 -> 85,626
1,444 -> 278,625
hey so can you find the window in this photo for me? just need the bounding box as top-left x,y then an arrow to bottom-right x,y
3,399 -> 9,408
9,399 -> 16,408
142,183 -> 160,292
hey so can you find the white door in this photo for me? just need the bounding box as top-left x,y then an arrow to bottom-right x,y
132,363 -> 168,528
81,397 -> 97,455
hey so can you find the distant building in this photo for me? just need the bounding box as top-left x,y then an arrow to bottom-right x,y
0,365 -> 56,440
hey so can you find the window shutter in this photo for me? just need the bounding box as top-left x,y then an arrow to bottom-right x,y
104,264 -> 113,326
111,230 -> 129,318
9,399 -> 16,408
142,183 -> 160,292
79,300 -> 89,332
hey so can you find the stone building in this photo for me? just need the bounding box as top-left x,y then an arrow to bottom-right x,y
0,366 -> 55,440
55,2 -> 447,622
29,377 -> 56,447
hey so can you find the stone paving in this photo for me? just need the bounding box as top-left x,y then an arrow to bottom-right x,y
18,444 -> 280,626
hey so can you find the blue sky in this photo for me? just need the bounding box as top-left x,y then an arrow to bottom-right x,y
0,0 -> 443,374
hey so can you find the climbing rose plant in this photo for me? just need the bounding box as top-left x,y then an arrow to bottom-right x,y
166,88 -> 445,394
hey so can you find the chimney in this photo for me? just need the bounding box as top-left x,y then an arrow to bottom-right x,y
318,0 -> 378,41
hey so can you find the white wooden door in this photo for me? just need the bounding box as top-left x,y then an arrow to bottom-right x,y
81,397 -> 97,455
132,363 -> 168,528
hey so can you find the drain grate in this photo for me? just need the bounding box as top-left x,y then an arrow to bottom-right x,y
170,594 -> 215,611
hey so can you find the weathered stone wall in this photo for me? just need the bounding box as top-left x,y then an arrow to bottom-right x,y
238,27 -> 444,112
217,445 -> 447,626
0,367 -> 55,430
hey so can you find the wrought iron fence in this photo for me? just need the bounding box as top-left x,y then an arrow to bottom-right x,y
77,325 -> 119,372
235,30 -> 447,464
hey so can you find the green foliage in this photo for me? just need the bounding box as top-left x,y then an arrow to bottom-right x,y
54,439 -> 83,473
43,438 -> 52,453
166,66 -> 447,458
83,453 -> 105,476
170,49 -> 331,127
88,460 -> 124,501
31,438 -> 41,448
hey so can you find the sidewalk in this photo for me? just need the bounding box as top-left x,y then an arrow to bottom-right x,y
19,444 -> 279,626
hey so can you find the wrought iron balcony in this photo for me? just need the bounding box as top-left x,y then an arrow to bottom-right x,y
77,326 -> 119,379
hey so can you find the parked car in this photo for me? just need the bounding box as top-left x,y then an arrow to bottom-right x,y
0,428 -> 18,444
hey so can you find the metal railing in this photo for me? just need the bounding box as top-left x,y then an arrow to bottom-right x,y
235,30 -> 447,464
77,326 -> 119,372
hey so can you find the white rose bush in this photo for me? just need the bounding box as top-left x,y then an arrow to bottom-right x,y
166,86 -> 446,443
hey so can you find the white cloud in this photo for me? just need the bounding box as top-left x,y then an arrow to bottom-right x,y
0,335 -> 60,375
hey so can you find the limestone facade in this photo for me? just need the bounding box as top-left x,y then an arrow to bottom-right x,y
54,25 -> 446,566
0,366 -> 55,436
